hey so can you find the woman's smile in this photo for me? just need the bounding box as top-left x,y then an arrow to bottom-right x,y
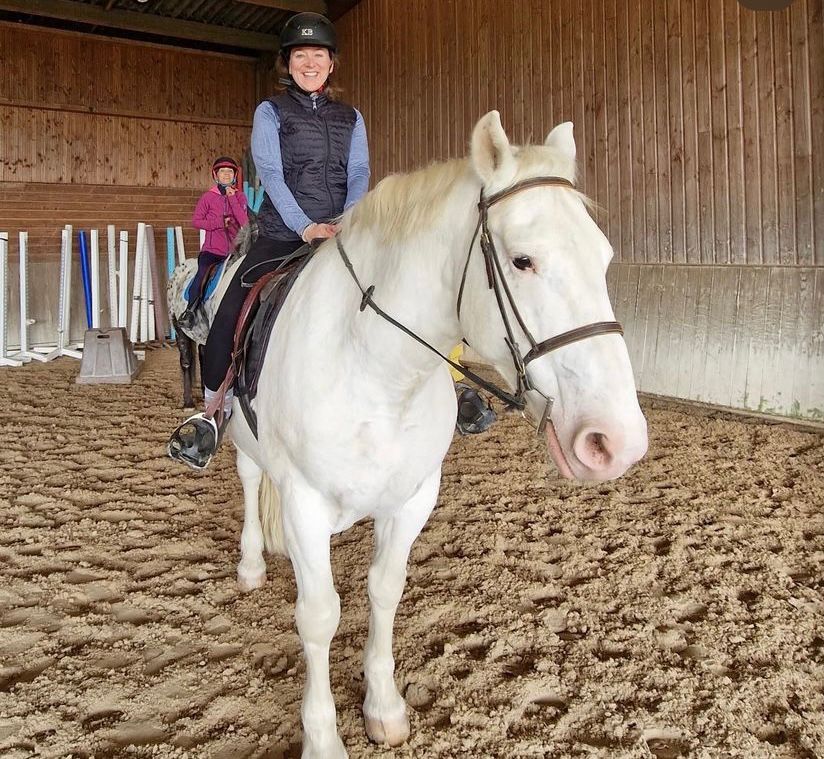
288,45 -> 333,93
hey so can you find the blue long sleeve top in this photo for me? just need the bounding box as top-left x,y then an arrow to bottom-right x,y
251,100 -> 370,237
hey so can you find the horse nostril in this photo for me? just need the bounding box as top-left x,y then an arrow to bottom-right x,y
574,429 -> 615,471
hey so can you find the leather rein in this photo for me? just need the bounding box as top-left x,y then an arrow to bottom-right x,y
336,175 -> 623,433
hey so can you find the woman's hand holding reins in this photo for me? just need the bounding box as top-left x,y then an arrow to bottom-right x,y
302,222 -> 340,242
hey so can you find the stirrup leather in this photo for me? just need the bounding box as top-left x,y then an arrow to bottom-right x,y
167,413 -> 221,470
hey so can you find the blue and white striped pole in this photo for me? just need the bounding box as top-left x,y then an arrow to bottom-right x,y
78,230 -> 93,328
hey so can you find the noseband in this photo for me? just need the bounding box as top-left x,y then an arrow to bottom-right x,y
456,176 -> 623,431
335,175 -> 623,432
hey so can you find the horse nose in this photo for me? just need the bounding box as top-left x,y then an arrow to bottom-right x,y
572,423 -> 648,479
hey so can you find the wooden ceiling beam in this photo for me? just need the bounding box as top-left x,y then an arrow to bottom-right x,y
233,0 -> 327,13
0,0 -> 277,51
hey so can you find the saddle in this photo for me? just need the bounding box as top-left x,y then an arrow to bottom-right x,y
224,247 -> 314,438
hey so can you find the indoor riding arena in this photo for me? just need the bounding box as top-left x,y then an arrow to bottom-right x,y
1,2 -> 822,758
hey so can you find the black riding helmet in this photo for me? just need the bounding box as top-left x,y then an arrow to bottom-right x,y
279,12 -> 337,60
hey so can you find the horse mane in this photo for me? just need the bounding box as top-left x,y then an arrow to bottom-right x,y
345,158 -> 469,242
343,142 -> 593,242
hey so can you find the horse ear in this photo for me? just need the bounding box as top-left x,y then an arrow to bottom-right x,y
471,111 -> 516,185
544,122 -> 576,161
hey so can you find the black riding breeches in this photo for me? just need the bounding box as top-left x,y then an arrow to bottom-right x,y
201,235 -> 304,392
187,250 -> 226,308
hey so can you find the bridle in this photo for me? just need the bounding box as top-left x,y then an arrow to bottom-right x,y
455,175 -> 623,432
335,174 -> 623,434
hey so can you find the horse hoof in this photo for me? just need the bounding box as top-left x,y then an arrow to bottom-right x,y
301,736 -> 348,759
237,568 -> 266,592
364,712 -> 410,747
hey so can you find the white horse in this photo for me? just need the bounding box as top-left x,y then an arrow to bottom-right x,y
227,112 -> 648,758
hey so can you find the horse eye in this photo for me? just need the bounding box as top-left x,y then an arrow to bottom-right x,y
512,256 -> 533,271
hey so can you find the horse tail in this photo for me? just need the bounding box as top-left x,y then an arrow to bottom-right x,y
259,474 -> 287,556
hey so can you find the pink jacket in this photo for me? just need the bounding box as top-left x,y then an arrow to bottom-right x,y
192,186 -> 249,257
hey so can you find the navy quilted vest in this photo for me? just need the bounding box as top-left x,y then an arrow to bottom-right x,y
257,87 -> 356,241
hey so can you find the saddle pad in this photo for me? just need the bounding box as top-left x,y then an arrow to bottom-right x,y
184,258 -> 229,303
236,249 -> 314,438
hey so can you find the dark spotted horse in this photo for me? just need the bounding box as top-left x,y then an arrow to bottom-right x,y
167,222 -> 260,408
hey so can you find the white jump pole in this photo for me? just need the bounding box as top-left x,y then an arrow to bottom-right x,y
146,225 -> 168,343
140,225 -> 150,343
130,223 -> 145,343
175,225 -> 186,264
13,232 -> 32,363
16,231 -> 58,362
0,232 -> 23,367
118,231 -> 129,329
56,226 -> 82,360
147,264 -> 156,342
107,225 -> 118,328
144,225 -> 156,343
90,228 -> 101,329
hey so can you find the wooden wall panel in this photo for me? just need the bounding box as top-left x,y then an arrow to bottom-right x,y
334,0 -> 823,420
0,106 -> 250,187
0,22 -> 256,189
0,183 -> 203,260
336,0 -> 823,268
607,263 -> 823,419
811,0 -> 824,266
0,24 -> 257,124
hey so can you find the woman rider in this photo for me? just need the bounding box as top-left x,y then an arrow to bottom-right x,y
169,11 -> 370,469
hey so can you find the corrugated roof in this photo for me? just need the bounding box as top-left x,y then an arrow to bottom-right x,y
0,0 -> 361,55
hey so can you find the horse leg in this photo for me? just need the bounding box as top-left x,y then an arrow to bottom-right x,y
198,343 -> 206,403
187,337 -> 200,407
175,327 -> 196,408
281,482 -> 346,759
236,448 -> 267,592
363,469 -> 440,746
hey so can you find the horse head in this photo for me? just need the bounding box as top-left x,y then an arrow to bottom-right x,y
460,111 -> 647,482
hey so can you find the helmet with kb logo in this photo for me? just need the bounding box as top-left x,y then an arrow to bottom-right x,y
279,12 -> 337,60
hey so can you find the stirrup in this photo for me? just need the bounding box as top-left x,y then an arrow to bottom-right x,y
167,413 -> 222,470
455,384 -> 497,435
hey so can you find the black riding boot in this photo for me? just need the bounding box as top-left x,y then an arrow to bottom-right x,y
455,384 -> 497,435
